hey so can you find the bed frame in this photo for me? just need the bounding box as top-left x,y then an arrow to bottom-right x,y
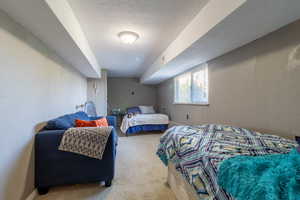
125,124 -> 168,136
167,163 -> 210,200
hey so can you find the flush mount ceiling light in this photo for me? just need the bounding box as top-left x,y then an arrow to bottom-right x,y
118,31 -> 139,44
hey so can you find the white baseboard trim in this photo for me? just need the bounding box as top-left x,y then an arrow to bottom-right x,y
169,121 -> 189,126
25,189 -> 38,200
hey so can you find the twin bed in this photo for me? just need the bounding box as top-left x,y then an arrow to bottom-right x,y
119,106 -> 299,199
120,106 -> 169,135
157,124 -> 298,200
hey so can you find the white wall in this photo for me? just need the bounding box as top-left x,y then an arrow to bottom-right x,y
0,10 -> 87,200
107,78 -> 157,112
87,71 -> 108,116
158,20 -> 300,139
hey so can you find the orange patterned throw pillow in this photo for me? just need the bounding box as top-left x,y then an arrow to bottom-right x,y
94,118 -> 109,127
75,118 -> 108,127
75,119 -> 97,127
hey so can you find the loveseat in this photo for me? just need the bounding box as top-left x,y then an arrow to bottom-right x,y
35,112 -> 118,194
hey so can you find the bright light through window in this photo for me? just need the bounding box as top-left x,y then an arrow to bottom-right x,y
174,64 -> 208,104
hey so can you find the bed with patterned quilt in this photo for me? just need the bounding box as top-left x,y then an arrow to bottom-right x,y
156,124 -> 298,200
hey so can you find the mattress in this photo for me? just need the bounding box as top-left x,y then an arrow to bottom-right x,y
120,113 -> 169,133
125,124 -> 168,134
157,124 -> 297,200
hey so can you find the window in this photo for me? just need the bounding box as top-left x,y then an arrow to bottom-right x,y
174,64 -> 208,104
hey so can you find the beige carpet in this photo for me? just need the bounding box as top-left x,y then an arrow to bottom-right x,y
35,134 -> 176,200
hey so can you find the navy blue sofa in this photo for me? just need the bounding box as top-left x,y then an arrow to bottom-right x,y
35,112 -> 118,194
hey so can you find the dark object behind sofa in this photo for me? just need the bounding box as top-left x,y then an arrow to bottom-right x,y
296,136 -> 300,144
296,136 -> 300,153
35,112 -> 118,194
127,106 -> 141,114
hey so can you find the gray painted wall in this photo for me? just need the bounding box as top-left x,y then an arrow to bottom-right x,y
107,78 -> 157,112
87,70 -> 107,116
0,11 -> 87,200
158,20 -> 300,139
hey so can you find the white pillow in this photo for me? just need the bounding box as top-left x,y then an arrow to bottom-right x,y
139,106 -> 155,114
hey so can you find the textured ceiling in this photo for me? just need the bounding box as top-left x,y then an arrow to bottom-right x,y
67,0 -> 208,77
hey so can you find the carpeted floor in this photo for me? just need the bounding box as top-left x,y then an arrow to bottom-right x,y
35,133 -> 176,200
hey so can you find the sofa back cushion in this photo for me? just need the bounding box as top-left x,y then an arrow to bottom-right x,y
44,112 -> 90,130
68,112 -> 90,126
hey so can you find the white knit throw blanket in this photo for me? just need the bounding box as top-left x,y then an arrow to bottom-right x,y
59,126 -> 113,160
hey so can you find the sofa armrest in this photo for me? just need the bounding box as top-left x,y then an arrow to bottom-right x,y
35,128 -> 118,187
35,130 -> 65,151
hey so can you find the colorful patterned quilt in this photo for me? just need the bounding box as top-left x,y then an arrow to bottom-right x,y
156,124 -> 297,200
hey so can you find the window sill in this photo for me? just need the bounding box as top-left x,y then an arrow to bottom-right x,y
173,102 -> 209,106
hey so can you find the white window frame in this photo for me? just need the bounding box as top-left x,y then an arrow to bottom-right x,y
173,64 -> 209,106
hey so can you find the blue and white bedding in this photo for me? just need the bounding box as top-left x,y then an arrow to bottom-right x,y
120,114 -> 169,134
157,124 -> 297,200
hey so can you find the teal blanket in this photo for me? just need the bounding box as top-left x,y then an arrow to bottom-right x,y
218,149 -> 300,200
